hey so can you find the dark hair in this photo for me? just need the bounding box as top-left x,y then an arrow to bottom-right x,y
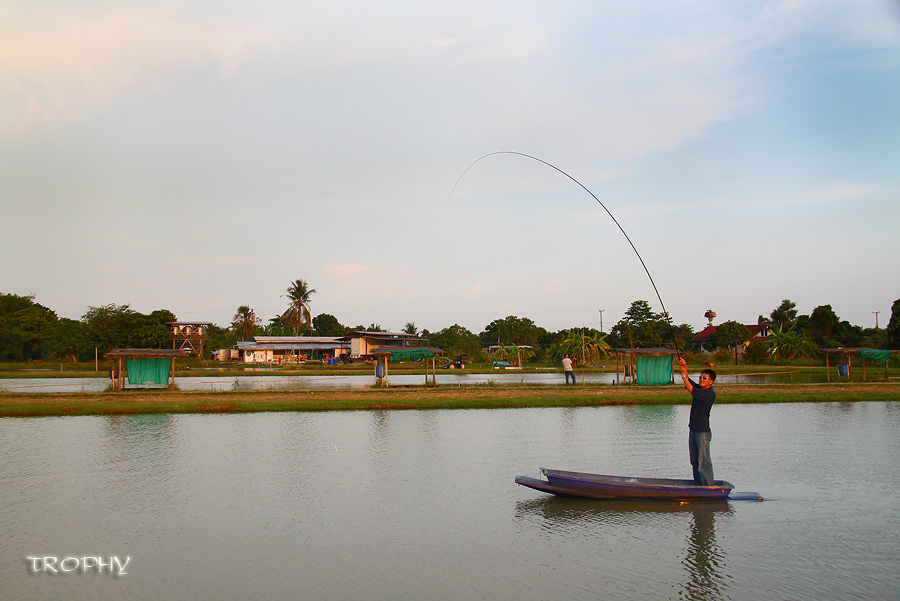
701,368 -> 716,382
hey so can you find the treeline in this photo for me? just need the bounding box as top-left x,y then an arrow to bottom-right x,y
1,292 -> 898,363
422,299 -> 900,364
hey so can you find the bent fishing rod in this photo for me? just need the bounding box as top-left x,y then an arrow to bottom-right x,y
450,151 -> 681,357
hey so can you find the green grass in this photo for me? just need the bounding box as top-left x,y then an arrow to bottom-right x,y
1,381 -> 897,417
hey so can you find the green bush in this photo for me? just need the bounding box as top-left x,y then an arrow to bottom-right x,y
713,348 -> 734,365
743,340 -> 770,365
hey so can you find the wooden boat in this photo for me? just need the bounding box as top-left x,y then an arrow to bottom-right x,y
516,468 -> 761,501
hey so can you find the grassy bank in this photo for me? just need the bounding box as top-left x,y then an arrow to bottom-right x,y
1,382 -> 898,417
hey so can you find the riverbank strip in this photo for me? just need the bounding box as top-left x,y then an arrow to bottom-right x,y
1,383 -> 898,417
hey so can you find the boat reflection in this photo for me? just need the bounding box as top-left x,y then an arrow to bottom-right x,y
515,496 -> 732,600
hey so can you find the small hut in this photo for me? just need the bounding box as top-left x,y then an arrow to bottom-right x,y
106,348 -> 190,390
611,347 -> 679,385
370,347 -> 445,387
818,348 -> 898,382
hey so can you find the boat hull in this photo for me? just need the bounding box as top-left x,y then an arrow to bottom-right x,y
518,469 -> 735,501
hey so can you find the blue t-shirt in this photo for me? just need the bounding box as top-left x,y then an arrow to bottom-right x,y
688,380 -> 715,432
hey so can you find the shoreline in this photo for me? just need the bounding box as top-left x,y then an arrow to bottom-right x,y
1,382 -> 898,417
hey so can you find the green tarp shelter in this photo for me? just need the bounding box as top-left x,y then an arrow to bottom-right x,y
859,349 -> 892,362
106,348 -> 188,390
820,347 -> 897,382
387,349 -> 435,361
635,355 -> 674,386
612,348 -> 677,385
126,358 -> 171,385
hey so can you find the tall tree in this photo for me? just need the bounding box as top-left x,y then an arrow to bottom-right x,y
81,304 -> 173,352
313,313 -> 345,336
0,293 -> 59,360
609,300 -> 669,348
427,324 -> 482,358
886,298 -> 900,349
624,300 -> 656,324
284,279 -> 316,335
51,318 -> 91,362
808,304 -> 840,345
769,299 -> 798,331
712,320 -> 752,364
402,322 -> 419,336
480,316 -> 546,346
232,306 -> 260,341
82,304 -> 138,353
712,321 -> 752,353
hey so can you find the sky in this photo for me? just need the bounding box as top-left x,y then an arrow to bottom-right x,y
2,0 -> 899,335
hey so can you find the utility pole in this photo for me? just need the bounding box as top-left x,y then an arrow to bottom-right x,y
598,309 -> 604,332
874,311 -> 880,329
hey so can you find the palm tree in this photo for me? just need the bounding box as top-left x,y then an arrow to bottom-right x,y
232,305 -> 260,341
283,279 -> 316,335
550,329 -> 611,365
402,322 -> 419,336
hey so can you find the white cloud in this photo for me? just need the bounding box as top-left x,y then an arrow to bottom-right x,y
0,6 -> 280,133
463,284 -> 484,299
792,181 -> 888,205
322,262 -> 417,296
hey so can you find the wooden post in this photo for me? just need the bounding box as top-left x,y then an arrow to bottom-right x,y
117,357 -> 123,391
825,352 -> 831,383
616,352 -> 620,385
170,357 -> 176,390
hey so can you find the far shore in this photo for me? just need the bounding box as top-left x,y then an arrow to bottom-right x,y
1,382 -> 897,417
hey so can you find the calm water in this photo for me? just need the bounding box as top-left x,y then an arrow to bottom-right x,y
1,402 -> 898,600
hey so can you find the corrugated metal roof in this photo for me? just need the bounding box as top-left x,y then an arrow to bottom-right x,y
370,346 -> 445,356
236,341 -> 348,351
106,348 -> 191,357
253,336 -> 344,343
611,347 -> 678,355
336,331 -> 425,341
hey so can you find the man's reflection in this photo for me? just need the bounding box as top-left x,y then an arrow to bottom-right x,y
515,497 -> 732,600
679,506 -> 729,601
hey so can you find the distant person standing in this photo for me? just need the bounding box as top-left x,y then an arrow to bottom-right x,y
679,357 -> 716,485
562,354 -> 576,385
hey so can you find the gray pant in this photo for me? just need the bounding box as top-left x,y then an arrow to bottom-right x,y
689,430 -> 714,485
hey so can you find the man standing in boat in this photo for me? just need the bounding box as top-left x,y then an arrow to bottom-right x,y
679,357 -> 716,486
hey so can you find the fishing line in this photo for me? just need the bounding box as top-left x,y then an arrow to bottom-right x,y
450,151 -> 681,356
